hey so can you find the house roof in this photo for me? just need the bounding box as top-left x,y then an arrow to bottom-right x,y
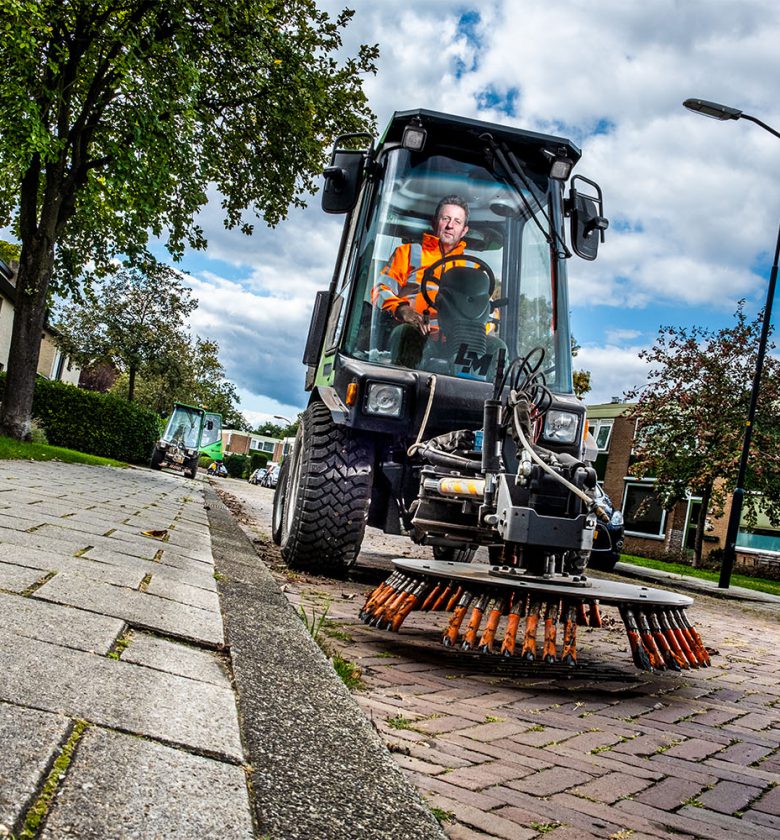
586,401 -> 635,420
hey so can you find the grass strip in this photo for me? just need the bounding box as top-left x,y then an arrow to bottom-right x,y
621,554 -> 780,597
0,436 -> 126,467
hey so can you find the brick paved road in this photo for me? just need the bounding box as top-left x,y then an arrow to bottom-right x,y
219,479 -> 780,840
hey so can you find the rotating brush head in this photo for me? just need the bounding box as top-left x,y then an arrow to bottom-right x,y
359,559 -> 711,673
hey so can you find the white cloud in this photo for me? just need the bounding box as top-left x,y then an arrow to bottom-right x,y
174,0 -> 780,417
576,344 -> 653,405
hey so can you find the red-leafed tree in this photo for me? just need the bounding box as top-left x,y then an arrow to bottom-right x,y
625,303 -> 780,566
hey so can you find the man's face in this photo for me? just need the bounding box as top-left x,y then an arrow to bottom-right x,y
434,204 -> 468,253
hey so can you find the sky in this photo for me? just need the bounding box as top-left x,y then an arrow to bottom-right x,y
172,0 -> 780,428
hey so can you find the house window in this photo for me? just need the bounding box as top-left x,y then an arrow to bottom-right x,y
623,482 -> 666,539
588,419 -> 613,452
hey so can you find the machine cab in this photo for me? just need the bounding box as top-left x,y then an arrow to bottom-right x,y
312,111 -> 604,396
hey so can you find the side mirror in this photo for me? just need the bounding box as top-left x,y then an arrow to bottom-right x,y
206,421 -> 213,430
567,175 -> 608,261
321,133 -> 372,214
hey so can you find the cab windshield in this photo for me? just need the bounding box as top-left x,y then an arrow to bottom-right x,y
337,147 -> 570,390
164,406 -> 202,449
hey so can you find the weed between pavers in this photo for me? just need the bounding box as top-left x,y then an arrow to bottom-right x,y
429,806 -> 455,825
107,629 -> 134,660
298,602 -> 364,691
17,720 -> 89,839
530,821 -> 560,834
21,570 -> 57,597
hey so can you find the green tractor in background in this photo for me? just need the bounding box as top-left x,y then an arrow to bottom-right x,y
150,402 -> 222,479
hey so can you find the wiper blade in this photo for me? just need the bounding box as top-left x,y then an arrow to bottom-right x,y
480,133 -> 571,259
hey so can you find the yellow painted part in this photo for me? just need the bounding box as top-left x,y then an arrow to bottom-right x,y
437,477 -> 485,497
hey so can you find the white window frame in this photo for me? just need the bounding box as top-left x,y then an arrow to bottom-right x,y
622,479 -> 667,540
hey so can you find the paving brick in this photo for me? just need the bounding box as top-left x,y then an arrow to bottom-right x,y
617,797 -> 758,840
509,725 -> 580,748
635,776 -> 706,811
423,792 -> 536,840
610,731 -> 680,757
752,784 -> 780,816
731,712 -> 778,731
697,779 -> 764,815
569,770 -> 652,803
505,766 -> 592,796
662,737 -> 727,761
457,721 -> 530,742
691,707 -> 746,727
440,760 -> 534,791
491,789 -> 622,836
546,729 -> 625,755
715,740 -> 775,766
741,809 -> 780,832
406,771 -> 505,811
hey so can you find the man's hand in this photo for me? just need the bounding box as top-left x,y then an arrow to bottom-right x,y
396,304 -> 431,335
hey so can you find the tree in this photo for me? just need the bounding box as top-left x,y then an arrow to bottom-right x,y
0,1 -> 377,438
54,264 -> 196,401
625,303 -> 780,566
571,335 -> 591,399
117,334 -> 248,428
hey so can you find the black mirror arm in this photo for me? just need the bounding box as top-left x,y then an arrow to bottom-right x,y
584,216 -> 609,240
324,166 -> 347,183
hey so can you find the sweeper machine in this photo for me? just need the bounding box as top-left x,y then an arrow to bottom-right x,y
272,109 -> 710,673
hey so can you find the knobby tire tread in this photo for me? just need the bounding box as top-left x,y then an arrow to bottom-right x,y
282,402 -> 373,573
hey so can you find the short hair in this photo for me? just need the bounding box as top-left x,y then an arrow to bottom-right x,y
434,195 -> 469,225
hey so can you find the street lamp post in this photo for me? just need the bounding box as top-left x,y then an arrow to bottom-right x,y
683,98 -> 780,588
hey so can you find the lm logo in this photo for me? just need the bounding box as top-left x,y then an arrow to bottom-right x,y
454,344 -> 493,376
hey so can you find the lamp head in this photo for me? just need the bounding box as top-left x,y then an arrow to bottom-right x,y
683,98 -> 743,121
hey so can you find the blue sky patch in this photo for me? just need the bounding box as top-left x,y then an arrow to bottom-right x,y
476,85 -> 519,117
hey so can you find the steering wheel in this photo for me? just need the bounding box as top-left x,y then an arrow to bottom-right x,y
413,254 -> 497,308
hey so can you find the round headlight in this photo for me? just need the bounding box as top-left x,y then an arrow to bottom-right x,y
365,382 -> 404,417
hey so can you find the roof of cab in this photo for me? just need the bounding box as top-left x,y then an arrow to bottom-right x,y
379,108 -> 582,165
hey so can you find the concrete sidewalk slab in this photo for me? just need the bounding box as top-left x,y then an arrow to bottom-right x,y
0,626 -> 243,760
0,702 -> 70,832
33,571 -> 224,645
39,727 -> 254,840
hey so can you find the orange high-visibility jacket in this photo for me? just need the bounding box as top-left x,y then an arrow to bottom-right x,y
371,233 -> 468,330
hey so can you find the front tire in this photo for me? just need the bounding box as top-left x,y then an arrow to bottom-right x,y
150,446 -> 165,470
271,459 -> 289,545
280,402 -> 374,574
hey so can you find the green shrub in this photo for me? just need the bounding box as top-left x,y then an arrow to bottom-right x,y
249,451 -> 269,471
224,452 -> 249,478
0,374 -> 159,463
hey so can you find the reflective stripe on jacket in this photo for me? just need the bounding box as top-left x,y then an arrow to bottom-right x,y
371,233 -> 468,327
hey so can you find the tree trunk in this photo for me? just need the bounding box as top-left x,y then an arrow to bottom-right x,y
128,365 -> 136,402
692,482 -> 712,568
0,240 -> 55,440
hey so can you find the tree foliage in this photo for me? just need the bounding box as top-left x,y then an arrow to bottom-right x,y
625,303 -> 780,564
114,335 -> 248,428
0,0 -> 377,438
54,263 -> 196,401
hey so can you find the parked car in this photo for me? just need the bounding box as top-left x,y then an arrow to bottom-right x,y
589,483 -> 625,572
249,468 -> 267,485
207,461 -> 228,478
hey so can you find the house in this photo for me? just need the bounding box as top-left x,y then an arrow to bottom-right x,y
0,259 -> 80,384
221,429 -> 293,463
587,400 -> 780,571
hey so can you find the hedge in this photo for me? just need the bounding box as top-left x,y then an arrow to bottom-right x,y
0,374 -> 160,464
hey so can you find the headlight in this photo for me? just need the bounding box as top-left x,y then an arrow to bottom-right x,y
611,510 -> 624,527
365,382 -> 404,417
542,409 -> 579,444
